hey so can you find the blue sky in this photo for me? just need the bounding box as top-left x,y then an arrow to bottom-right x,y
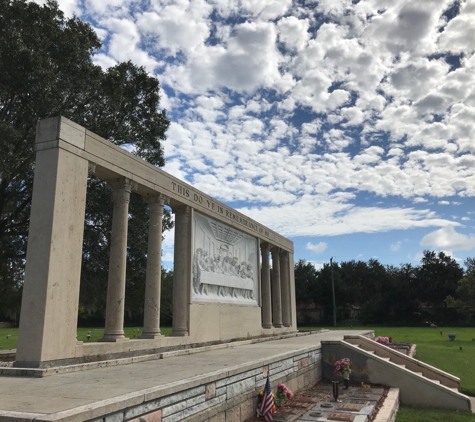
44,0 -> 475,270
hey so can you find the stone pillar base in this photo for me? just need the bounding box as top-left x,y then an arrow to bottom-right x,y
139,333 -> 162,339
171,330 -> 189,337
262,324 -> 273,329
273,323 -> 283,328
98,336 -> 129,343
284,323 -> 291,327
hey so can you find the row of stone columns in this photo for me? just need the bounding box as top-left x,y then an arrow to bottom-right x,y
260,242 -> 292,329
99,177 -> 291,342
100,177 -> 171,342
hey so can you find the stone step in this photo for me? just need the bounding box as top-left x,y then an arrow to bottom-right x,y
414,372 -> 423,376
381,357 -> 390,361
398,364 -> 406,368
451,387 -> 459,392
430,379 -> 441,384
367,350 -> 375,354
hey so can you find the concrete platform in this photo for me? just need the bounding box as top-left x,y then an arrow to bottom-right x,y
0,330 -> 372,422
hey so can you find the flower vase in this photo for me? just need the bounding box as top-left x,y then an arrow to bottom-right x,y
342,371 -> 350,389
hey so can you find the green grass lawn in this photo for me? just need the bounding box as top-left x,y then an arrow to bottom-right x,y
396,406 -> 475,421
0,326 -> 172,350
300,325 -> 475,421
301,325 -> 475,395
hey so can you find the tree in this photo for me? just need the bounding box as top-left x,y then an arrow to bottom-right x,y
445,269 -> 475,322
0,0 -> 171,320
464,257 -> 475,274
294,259 -> 318,305
417,251 -> 463,322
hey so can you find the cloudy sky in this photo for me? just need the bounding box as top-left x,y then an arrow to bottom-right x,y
45,0 -> 475,270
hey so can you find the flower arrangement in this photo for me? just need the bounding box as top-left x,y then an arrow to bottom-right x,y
375,336 -> 390,345
275,383 -> 293,406
334,357 -> 352,380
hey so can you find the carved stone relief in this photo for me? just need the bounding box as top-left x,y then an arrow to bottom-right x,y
192,212 -> 258,305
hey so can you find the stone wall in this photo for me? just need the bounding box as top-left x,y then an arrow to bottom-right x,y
16,116 -> 297,368
89,349 -> 322,422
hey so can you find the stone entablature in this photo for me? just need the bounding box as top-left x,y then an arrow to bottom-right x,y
15,116 -> 297,368
34,117 -> 292,252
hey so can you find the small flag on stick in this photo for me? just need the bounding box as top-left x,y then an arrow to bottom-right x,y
259,375 -> 274,421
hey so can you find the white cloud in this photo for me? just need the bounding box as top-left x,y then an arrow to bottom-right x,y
137,1 -> 212,56
102,18 -> 160,71
438,1 -> 475,54
277,16 -> 310,52
306,242 -> 327,254
44,0 -> 473,267
390,241 -> 402,251
420,225 -> 475,251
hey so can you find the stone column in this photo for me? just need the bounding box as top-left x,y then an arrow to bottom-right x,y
101,177 -> 137,342
260,242 -> 272,329
140,193 -> 169,339
172,205 -> 192,336
16,117 -> 89,366
271,246 -> 283,328
280,250 -> 292,327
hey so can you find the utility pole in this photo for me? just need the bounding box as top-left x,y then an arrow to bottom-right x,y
330,257 -> 336,327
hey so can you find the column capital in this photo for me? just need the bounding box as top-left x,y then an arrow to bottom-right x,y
270,245 -> 281,254
260,242 -> 270,253
107,177 -> 138,204
145,192 -> 170,208
107,177 -> 138,194
279,249 -> 289,257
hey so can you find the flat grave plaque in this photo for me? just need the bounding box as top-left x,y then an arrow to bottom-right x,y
350,400 -> 371,405
273,414 -> 295,421
287,401 -> 313,408
356,389 -> 373,394
351,393 -> 369,398
337,403 -> 363,411
297,396 -> 320,403
328,413 -> 355,421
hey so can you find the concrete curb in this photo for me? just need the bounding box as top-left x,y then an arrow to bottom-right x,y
373,388 -> 399,422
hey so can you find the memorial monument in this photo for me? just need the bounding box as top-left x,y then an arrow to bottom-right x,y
15,116 -> 297,368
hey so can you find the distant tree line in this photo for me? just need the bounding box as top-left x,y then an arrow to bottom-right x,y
295,251 -> 475,326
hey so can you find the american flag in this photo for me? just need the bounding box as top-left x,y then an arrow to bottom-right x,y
259,375 -> 274,422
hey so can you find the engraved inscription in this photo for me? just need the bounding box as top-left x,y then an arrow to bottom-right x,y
171,182 -> 272,239
337,404 -> 363,411
328,414 -> 355,421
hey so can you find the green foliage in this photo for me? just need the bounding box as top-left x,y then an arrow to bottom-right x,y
396,406 -> 475,422
418,251 -> 464,311
295,252 -> 467,325
446,271 -> 475,323
294,259 -> 318,304
160,268 -> 174,326
0,0 -> 171,320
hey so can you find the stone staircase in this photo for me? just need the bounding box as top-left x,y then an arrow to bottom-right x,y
321,335 -> 472,412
